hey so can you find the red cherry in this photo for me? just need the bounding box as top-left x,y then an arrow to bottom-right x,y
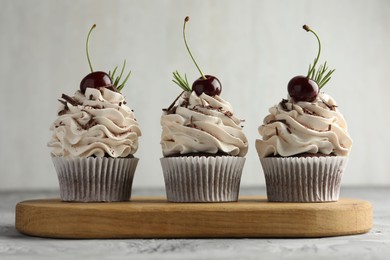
287,75 -> 319,102
192,75 -> 222,96
80,71 -> 112,94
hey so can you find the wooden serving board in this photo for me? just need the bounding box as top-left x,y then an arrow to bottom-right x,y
15,197 -> 372,238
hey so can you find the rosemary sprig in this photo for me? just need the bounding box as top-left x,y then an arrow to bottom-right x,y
86,24 -> 96,73
172,70 -> 191,92
108,60 -> 131,92
304,25 -> 335,89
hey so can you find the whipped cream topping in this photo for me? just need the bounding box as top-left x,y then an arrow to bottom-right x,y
161,91 -> 248,157
256,93 -> 352,158
48,88 -> 141,158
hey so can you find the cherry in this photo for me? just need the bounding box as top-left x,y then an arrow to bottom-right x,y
182,16 -> 222,96
192,75 -> 222,96
79,24 -> 113,94
80,71 -> 112,94
288,75 -> 319,102
287,25 -> 328,102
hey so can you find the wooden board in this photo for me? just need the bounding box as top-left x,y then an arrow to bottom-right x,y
15,197 -> 372,238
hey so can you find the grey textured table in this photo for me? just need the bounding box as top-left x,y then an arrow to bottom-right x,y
1,187 -> 389,260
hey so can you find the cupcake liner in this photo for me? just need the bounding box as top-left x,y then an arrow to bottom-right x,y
160,156 -> 246,202
52,156 -> 138,202
259,156 -> 348,202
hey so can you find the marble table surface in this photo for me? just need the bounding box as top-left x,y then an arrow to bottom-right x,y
0,187 -> 389,260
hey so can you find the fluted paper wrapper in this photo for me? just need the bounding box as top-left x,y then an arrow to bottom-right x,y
260,156 -> 348,202
160,156 -> 246,202
52,156 -> 138,202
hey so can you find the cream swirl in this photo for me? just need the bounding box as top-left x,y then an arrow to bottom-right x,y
256,93 -> 352,158
48,88 -> 141,158
161,91 -> 248,157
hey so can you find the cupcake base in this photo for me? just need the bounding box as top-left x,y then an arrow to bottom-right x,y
260,156 -> 348,202
160,156 -> 245,202
52,156 -> 138,202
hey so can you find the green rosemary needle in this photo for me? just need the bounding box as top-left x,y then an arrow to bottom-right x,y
172,70 -> 191,92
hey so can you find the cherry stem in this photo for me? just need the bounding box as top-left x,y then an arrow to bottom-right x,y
303,25 -> 321,78
183,16 -> 206,79
86,24 -> 96,73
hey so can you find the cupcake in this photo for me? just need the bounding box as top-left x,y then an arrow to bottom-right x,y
48,24 -> 141,202
256,25 -> 352,202
160,17 -> 248,202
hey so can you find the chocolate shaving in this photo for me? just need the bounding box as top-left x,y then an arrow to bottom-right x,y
268,119 -> 292,134
303,107 -> 316,115
83,118 -> 97,130
57,99 -> 69,116
61,94 -> 80,106
189,106 -> 208,116
275,127 -> 279,136
280,99 -> 289,111
166,91 -> 184,113
58,110 -> 68,116
186,116 -> 196,128
163,106 -> 177,114
181,97 -> 189,108
320,97 -> 337,111
57,99 -> 67,106
224,111 -> 233,117
119,102 -> 122,106
88,105 -> 102,109
328,125 -> 332,131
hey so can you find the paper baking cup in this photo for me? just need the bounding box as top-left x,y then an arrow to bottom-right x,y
260,156 -> 348,202
52,156 -> 138,202
160,156 -> 246,202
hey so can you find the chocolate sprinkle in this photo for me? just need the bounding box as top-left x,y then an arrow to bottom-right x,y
275,127 -> 279,136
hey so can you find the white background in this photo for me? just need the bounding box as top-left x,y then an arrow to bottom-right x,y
0,0 -> 389,190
